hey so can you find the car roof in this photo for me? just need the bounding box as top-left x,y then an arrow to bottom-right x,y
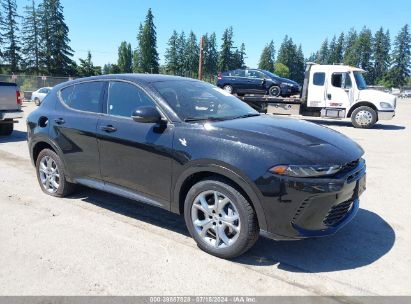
66,74 -> 195,85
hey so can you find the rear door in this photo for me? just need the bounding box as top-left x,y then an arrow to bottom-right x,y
97,80 -> 174,206
307,71 -> 326,107
51,81 -> 105,181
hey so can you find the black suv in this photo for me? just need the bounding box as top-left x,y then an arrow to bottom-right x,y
217,69 -> 301,97
27,74 -> 366,259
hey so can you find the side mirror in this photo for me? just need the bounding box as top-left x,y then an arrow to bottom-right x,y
131,106 -> 163,124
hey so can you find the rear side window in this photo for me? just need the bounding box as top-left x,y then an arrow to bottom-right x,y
107,81 -> 154,118
313,72 -> 325,86
60,82 -> 104,113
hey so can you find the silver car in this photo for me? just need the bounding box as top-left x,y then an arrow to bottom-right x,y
31,87 -> 52,106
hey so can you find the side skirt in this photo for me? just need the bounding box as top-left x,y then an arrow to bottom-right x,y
75,178 -> 164,208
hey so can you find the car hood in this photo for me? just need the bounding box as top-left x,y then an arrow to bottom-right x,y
359,89 -> 396,105
210,115 -> 364,166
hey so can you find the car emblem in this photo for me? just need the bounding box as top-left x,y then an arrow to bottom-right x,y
179,138 -> 187,147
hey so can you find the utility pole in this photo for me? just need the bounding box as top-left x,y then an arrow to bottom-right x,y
198,36 -> 204,80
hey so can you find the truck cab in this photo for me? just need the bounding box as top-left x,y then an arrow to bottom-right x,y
305,64 -> 396,128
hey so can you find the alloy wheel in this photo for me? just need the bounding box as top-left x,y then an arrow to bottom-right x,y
39,156 -> 60,193
191,190 -> 241,248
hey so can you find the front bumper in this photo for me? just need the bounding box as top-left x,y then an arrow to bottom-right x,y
256,159 -> 366,240
378,110 -> 395,120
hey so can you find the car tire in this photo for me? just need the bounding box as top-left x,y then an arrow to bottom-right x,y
34,98 -> 40,106
351,106 -> 377,129
184,177 -> 259,259
36,149 -> 76,197
268,86 -> 281,97
0,120 -> 13,136
223,85 -> 234,95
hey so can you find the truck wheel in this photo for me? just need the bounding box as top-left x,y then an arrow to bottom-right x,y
268,86 -> 281,97
36,149 -> 76,197
351,106 -> 377,129
0,121 -> 14,136
184,177 -> 259,259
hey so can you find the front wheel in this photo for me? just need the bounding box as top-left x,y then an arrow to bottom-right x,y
223,85 -> 234,95
268,86 -> 281,97
184,178 -> 259,259
351,106 -> 377,129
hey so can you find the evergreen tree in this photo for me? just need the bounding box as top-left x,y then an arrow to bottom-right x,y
102,63 -> 111,74
295,44 -> 305,83
344,28 -> 359,66
306,52 -> 318,63
77,51 -> 101,76
388,24 -> 411,87
133,23 -> 143,73
277,36 -> 302,82
140,8 -> 159,73
165,30 -> 179,74
372,28 -> 391,84
233,42 -> 246,69
258,40 -> 275,72
316,38 -> 329,64
327,36 -> 337,64
38,0 -> 74,75
357,27 -> 373,81
203,32 -> 218,77
1,0 -> 21,72
335,33 -> 345,63
21,0 -> 41,74
184,31 -> 199,76
117,41 -> 132,73
218,27 -> 234,71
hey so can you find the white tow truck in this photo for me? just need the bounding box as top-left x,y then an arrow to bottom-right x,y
239,63 -> 397,128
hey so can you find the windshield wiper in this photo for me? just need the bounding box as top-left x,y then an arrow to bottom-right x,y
231,113 -> 261,120
184,116 -> 227,122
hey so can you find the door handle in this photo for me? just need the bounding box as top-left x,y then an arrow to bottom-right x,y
100,125 -> 117,133
327,94 -> 332,100
54,118 -> 65,125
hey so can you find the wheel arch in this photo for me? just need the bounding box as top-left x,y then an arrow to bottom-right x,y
172,163 -> 267,231
347,101 -> 378,118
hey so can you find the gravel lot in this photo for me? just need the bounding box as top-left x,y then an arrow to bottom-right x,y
1,100 -> 410,296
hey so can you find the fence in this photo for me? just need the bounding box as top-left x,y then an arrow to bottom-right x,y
0,74 -> 74,92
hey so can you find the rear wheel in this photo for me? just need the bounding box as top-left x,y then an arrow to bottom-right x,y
351,106 -> 377,129
223,85 -> 233,95
36,149 -> 76,197
0,120 -> 13,136
184,178 -> 259,259
268,86 -> 281,97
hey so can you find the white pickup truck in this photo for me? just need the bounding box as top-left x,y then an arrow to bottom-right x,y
240,63 -> 397,128
0,82 -> 23,136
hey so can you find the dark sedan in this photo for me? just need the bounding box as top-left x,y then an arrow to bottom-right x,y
217,68 -> 301,97
27,74 -> 366,259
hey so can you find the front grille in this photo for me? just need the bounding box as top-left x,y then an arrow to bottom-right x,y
323,200 -> 354,227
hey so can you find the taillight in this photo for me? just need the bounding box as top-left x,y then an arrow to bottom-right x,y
217,73 -> 222,80
16,90 -> 22,106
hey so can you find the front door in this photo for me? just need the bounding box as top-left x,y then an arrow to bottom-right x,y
97,81 -> 174,206
326,72 -> 353,108
245,70 -> 266,94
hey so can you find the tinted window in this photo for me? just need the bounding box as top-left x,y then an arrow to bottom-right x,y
60,82 -> 103,113
313,73 -> 325,86
152,80 -> 257,121
107,81 -> 154,117
247,70 -> 265,79
232,70 -> 245,77
332,73 -> 343,88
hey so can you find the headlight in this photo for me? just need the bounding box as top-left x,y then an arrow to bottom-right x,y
284,83 -> 294,87
380,102 -> 392,109
269,164 -> 342,177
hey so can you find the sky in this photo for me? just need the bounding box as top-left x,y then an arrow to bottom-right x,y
16,0 -> 411,69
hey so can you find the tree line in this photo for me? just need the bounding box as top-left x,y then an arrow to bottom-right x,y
0,3 -> 410,88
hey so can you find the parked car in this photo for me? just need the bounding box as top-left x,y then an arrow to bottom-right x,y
399,90 -> 411,99
31,87 -> 52,106
217,69 -> 301,97
0,82 -> 23,136
27,75 -> 366,259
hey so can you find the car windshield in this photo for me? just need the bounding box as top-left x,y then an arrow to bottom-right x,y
354,72 -> 367,90
152,80 -> 259,122
262,70 -> 280,78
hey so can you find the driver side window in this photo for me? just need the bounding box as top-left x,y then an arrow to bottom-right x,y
107,81 -> 154,118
